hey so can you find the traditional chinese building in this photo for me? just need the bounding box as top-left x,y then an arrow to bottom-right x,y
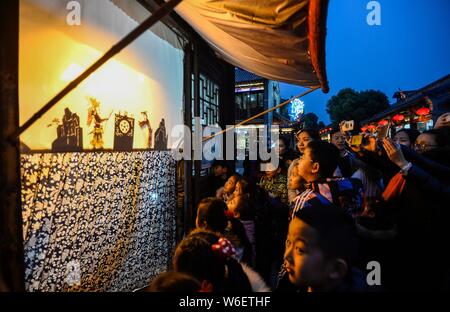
361,74 -> 450,133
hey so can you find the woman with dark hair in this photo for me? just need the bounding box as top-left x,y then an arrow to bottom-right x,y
393,128 -> 420,148
294,128 -> 320,155
275,136 -> 298,171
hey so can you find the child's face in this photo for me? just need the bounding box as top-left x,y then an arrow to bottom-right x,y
233,181 -> 245,197
195,205 -> 205,229
227,196 -> 240,215
224,176 -> 238,194
296,148 -> 318,183
284,217 -> 331,289
288,166 -> 301,190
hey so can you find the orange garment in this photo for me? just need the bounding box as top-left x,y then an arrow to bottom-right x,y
382,173 -> 406,202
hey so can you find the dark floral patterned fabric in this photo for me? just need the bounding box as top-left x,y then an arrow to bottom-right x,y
259,173 -> 288,205
21,151 -> 177,291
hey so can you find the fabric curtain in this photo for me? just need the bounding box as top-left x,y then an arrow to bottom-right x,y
175,0 -> 320,87
21,151 -> 177,291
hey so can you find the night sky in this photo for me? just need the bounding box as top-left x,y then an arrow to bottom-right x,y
280,0 -> 450,125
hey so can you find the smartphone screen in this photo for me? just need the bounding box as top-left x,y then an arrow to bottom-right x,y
340,120 -> 354,132
377,122 -> 391,139
351,134 -> 363,146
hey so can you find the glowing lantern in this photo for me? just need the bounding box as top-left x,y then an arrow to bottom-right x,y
289,98 -> 305,121
360,126 -> 367,132
416,107 -> 430,116
392,114 -> 405,122
378,119 -> 388,126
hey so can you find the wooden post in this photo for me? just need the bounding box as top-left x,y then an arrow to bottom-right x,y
0,0 -> 25,292
192,38 -> 201,227
219,64 -> 236,173
183,43 -> 193,237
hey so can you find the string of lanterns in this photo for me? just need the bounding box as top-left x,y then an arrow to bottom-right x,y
359,97 -> 432,132
319,97 -> 433,135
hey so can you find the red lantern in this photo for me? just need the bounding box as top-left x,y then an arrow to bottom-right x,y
378,119 -> 388,126
416,107 -> 430,116
360,126 -> 367,132
392,114 -> 405,122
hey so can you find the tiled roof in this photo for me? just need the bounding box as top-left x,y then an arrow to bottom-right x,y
362,74 -> 450,123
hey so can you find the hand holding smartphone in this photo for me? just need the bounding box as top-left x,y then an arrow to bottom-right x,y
350,134 -> 363,146
377,121 -> 391,140
340,120 -> 354,133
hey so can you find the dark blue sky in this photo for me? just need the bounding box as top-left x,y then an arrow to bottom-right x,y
280,0 -> 450,124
